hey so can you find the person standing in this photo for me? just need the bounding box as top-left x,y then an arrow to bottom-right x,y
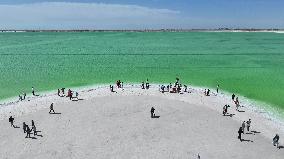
32,87 -> 35,96
217,84 -> 219,93
9,116 -> 14,127
232,94 -> 235,101
246,119 -> 251,132
23,122 -> 27,133
238,127 -> 243,141
26,125 -> 31,138
57,89 -> 60,96
151,107 -> 155,118
242,121 -> 246,134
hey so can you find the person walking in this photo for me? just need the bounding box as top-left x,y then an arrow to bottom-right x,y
246,119 -> 251,132
49,103 -> 55,114
273,134 -> 280,149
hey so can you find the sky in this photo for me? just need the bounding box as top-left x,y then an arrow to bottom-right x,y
0,0 -> 283,29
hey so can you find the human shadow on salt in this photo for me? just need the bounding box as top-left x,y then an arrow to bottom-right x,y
152,116 -> 160,118
238,110 -> 245,113
251,130 -> 261,134
246,132 -> 253,135
72,98 -> 84,102
278,145 -> 284,149
50,112 -> 62,115
241,139 -> 253,142
34,131 -> 43,138
224,114 -> 235,117
13,125 -> 20,129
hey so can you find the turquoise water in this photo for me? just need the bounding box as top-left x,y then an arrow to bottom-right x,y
0,31 -> 284,113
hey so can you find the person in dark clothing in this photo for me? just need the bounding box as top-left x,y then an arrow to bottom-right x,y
223,105 -> 229,116
151,107 -> 155,118
23,122 -> 27,133
273,134 -> 280,148
31,120 -> 35,127
9,116 -> 14,127
217,84 -> 219,93
61,88 -> 65,95
49,103 -> 55,114
206,89 -> 210,96
141,82 -> 145,89
184,85 -> 188,92
232,94 -> 235,101
19,95 -> 23,101
58,89 -> 60,96
246,119 -> 251,132
238,127 -> 243,141
26,126 -> 31,138
161,85 -> 165,93
167,85 -> 170,92
32,125 -> 37,136
23,92 -> 26,100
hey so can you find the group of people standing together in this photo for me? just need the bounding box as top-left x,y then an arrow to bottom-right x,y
9,116 -> 40,139
57,88 -> 79,100
159,78 -> 188,94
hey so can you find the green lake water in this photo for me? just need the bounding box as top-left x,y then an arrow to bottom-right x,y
0,32 -> 284,113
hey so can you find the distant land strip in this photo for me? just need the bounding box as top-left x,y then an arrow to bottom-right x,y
1,28 -> 284,32
0,53 -> 283,56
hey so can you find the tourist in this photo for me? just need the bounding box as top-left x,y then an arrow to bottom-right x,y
167,85 -> 170,92
49,103 -> 55,114
204,89 -> 207,96
232,94 -> 235,101
217,84 -> 219,93
246,119 -> 251,132
206,89 -> 210,96
23,92 -> 26,100
273,134 -> 280,149
223,104 -> 229,116
61,88 -> 65,95
242,121 -> 246,134
26,126 -> 31,138
238,127 -> 243,141
122,82 -> 124,88
32,87 -> 35,96
146,79 -> 149,89
151,107 -> 155,118
23,122 -> 27,133
19,95 -> 23,101
161,85 -> 165,93
141,82 -> 145,89
9,116 -> 14,127
58,89 -> 60,96
235,97 -> 240,111
184,85 -> 188,92
31,120 -> 35,128
32,125 -> 37,136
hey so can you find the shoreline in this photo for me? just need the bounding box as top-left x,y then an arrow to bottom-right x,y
1,83 -> 284,141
